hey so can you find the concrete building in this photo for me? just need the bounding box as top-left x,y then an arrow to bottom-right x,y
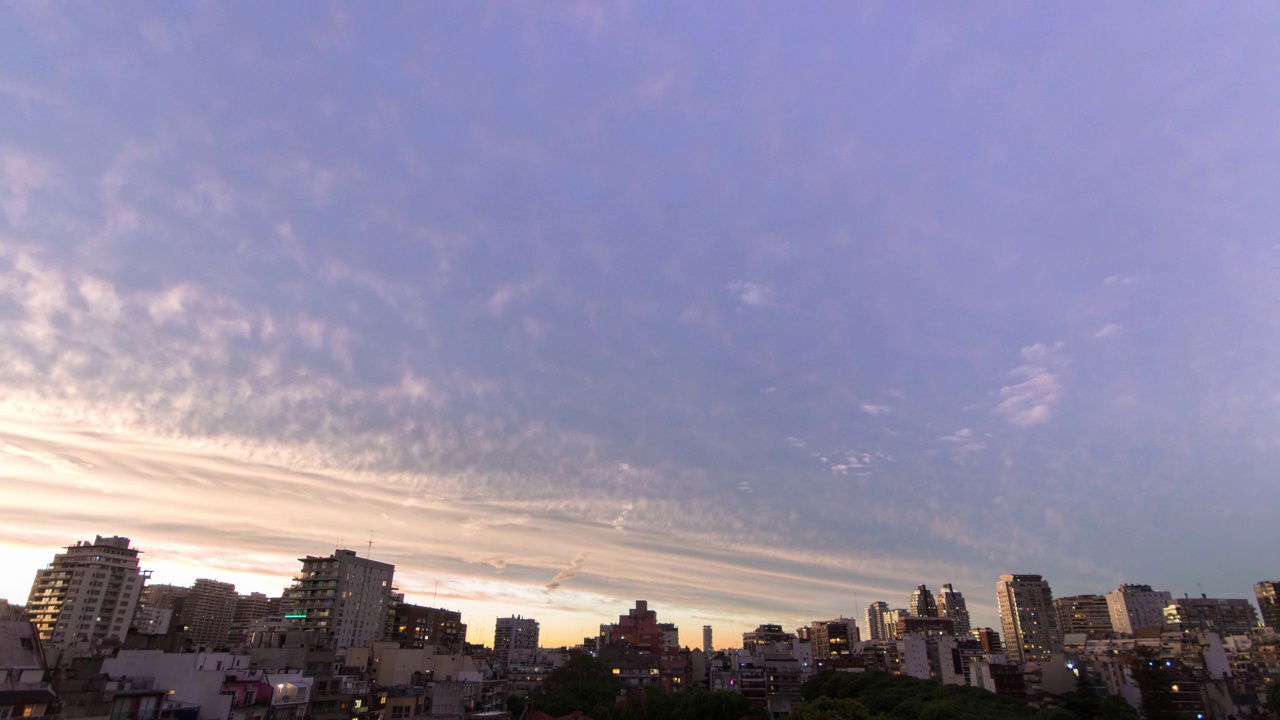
971,626 -> 1002,654
1255,581 -> 1280,629
865,602 -> 890,642
0,621 -> 59,720
1162,597 -> 1259,636
183,579 -> 238,649
809,619 -> 856,669
494,616 -> 539,668
1105,584 -> 1172,635
909,585 -> 938,618
600,601 -> 662,653
389,603 -> 466,653
1053,594 -> 1113,640
936,583 -> 971,636
101,650 -> 249,720
0,601 -> 25,622
25,535 -> 149,657
282,548 -> 394,651
996,574 -> 1059,664
703,625 -> 712,653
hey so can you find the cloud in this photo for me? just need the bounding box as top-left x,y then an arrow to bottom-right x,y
1,148 -> 53,224
860,403 -> 892,416
1103,274 -> 1145,287
940,428 -> 987,463
545,551 -> 589,592
727,280 -> 776,308
1094,323 -> 1122,338
994,343 -> 1067,427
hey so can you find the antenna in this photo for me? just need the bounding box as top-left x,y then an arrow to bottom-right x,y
433,581 -> 439,606
366,531 -> 375,559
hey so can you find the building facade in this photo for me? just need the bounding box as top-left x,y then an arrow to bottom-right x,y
937,584 -> 971,635
1053,594 -> 1113,640
996,574 -> 1060,664
1162,597 -> 1259,636
1254,581 -> 1280,629
282,549 -> 394,650
25,536 -> 149,654
910,585 -> 938,618
1105,584 -> 1172,635
183,579 -> 238,649
494,616 -> 540,668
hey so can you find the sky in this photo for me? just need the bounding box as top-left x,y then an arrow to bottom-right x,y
2,2 -> 1279,648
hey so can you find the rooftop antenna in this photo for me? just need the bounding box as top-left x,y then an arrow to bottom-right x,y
433,581 -> 439,606
366,531 -> 375,559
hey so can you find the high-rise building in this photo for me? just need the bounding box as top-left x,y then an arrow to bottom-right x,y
865,602 -> 890,641
996,574 -> 1059,664
910,585 -> 938,617
809,618 -> 858,668
1105,584 -> 1172,635
389,603 -> 466,652
182,579 -> 237,648
937,584 -> 971,635
1162,597 -> 1259,636
1255,581 -> 1280,629
1053,595 -> 1113,640
600,600 -> 665,654
282,548 -> 394,650
703,625 -> 713,653
494,616 -> 540,668
971,627 -> 1002,654
25,536 -> 149,652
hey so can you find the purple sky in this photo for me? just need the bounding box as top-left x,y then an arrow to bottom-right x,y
2,2 -> 1279,646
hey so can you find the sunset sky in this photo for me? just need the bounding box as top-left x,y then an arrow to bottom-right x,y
2,3 -> 1279,647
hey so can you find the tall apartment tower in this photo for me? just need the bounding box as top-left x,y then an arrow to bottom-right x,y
865,602 -> 890,641
703,625 -> 713,653
937,584 -> 972,635
996,574 -> 1060,664
494,615 -> 540,667
1255,581 -> 1280,629
282,548 -> 394,650
25,536 -> 149,652
183,579 -> 238,648
910,585 -> 938,617
1105,584 -> 1172,635
1053,595 -> 1113,640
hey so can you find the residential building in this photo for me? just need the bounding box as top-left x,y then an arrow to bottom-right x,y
1105,584 -> 1172,635
1053,594 -> 1113,640
910,585 -> 938,618
600,600 -> 661,653
25,535 -> 149,657
1255,581 -> 1280,629
703,625 -> 713,653
936,583 -> 971,635
996,574 -> 1060,664
0,601 -> 25,622
742,624 -> 794,653
0,621 -> 59,720
1163,597 -> 1259,636
282,548 -> 394,651
810,619 -> 856,669
971,627 -> 1002,654
388,603 -> 466,653
494,616 -> 539,668
183,579 -> 238,649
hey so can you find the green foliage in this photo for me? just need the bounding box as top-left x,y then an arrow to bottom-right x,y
1129,647 -> 1176,720
635,686 -> 765,720
1031,708 -> 1082,720
788,696 -> 872,720
1268,681 -> 1280,720
532,661 -> 763,720
802,671 -> 1034,720
532,655 -> 624,718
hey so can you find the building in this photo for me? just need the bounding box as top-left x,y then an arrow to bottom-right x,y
1255,581 -> 1280,629
494,616 -> 540,668
25,535 -> 149,655
282,548 -> 395,651
971,627 -> 1002,654
1162,597 -> 1259,636
0,621 -> 60,720
936,584 -> 971,635
600,601 -> 662,654
741,624 -> 794,653
1105,584 -> 1172,635
389,603 -> 466,653
810,619 -> 857,669
910,585 -> 938,618
703,625 -> 713,653
996,574 -> 1059,664
1053,594 -> 1113,640
865,602 -> 890,642
183,579 -> 238,649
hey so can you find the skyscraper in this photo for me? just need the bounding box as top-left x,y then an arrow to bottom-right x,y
282,548 -> 394,650
1255,581 -> 1280,629
182,579 -> 238,648
703,625 -> 713,653
936,583 -> 971,635
25,535 -> 149,653
910,585 -> 938,617
1053,594 -> 1113,640
865,601 -> 890,641
996,574 -> 1060,664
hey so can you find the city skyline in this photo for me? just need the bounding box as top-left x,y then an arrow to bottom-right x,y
3,4 -> 1280,647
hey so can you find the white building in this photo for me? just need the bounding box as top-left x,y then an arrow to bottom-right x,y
25,536 -> 148,657
282,549 -> 394,651
1105,584 -> 1172,635
997,574 -> 1060,664
493,616 -> 539,668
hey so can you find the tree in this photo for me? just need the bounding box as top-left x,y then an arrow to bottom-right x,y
787,696 -> 872,720
1268,681 -> 1280,720
533,655 -> 624,718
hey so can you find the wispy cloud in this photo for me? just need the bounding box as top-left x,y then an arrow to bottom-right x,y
545,551 -> 589,592
995,343 -> 1068,427
727,280 -> 776,308
1094,323 -> 1122,338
